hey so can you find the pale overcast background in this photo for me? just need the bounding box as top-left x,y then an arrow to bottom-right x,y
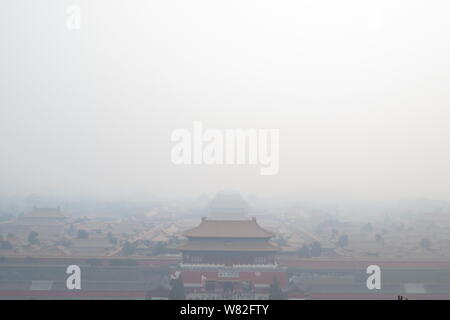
1,0 -> 450,202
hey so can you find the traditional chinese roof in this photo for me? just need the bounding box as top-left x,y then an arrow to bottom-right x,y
183,218 -> 274,239
179,241 -> 279,252
22,207 -> 67,219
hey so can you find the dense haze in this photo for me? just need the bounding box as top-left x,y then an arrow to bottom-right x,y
1,0 -> 450,202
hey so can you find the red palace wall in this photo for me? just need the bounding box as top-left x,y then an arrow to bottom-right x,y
181,269 -> 287,288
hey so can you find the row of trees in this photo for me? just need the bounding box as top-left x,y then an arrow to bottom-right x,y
297,233 -> 434,259
298,241 -> 322,258
0,234 -> 12,250
122,240 -> 171,256
28,231 -> 39,245
297,234 -> 350,258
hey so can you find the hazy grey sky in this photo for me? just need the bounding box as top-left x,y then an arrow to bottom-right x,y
1,0 -> 450,201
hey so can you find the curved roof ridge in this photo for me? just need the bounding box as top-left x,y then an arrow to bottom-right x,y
183,217 -> 274,238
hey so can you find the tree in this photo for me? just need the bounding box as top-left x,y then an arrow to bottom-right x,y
168,276 -> 186,300
152,242 -> 168,255
310,241 -> 322,257
337,234 -> 348,248
107,232 -> 117,245
28,231 -> 40,245
297,245 -> 311,258
362,223 -> 373,232
420,238 -> 431,250
0,240 -> 12,250
0,234 -> 11,250
77,229 -> 89,239
122,241 -> 136,256
269,276 -> 286,300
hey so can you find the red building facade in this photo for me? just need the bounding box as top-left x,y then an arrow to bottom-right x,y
180,218 -> 279,266
178,217 -> 286,299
